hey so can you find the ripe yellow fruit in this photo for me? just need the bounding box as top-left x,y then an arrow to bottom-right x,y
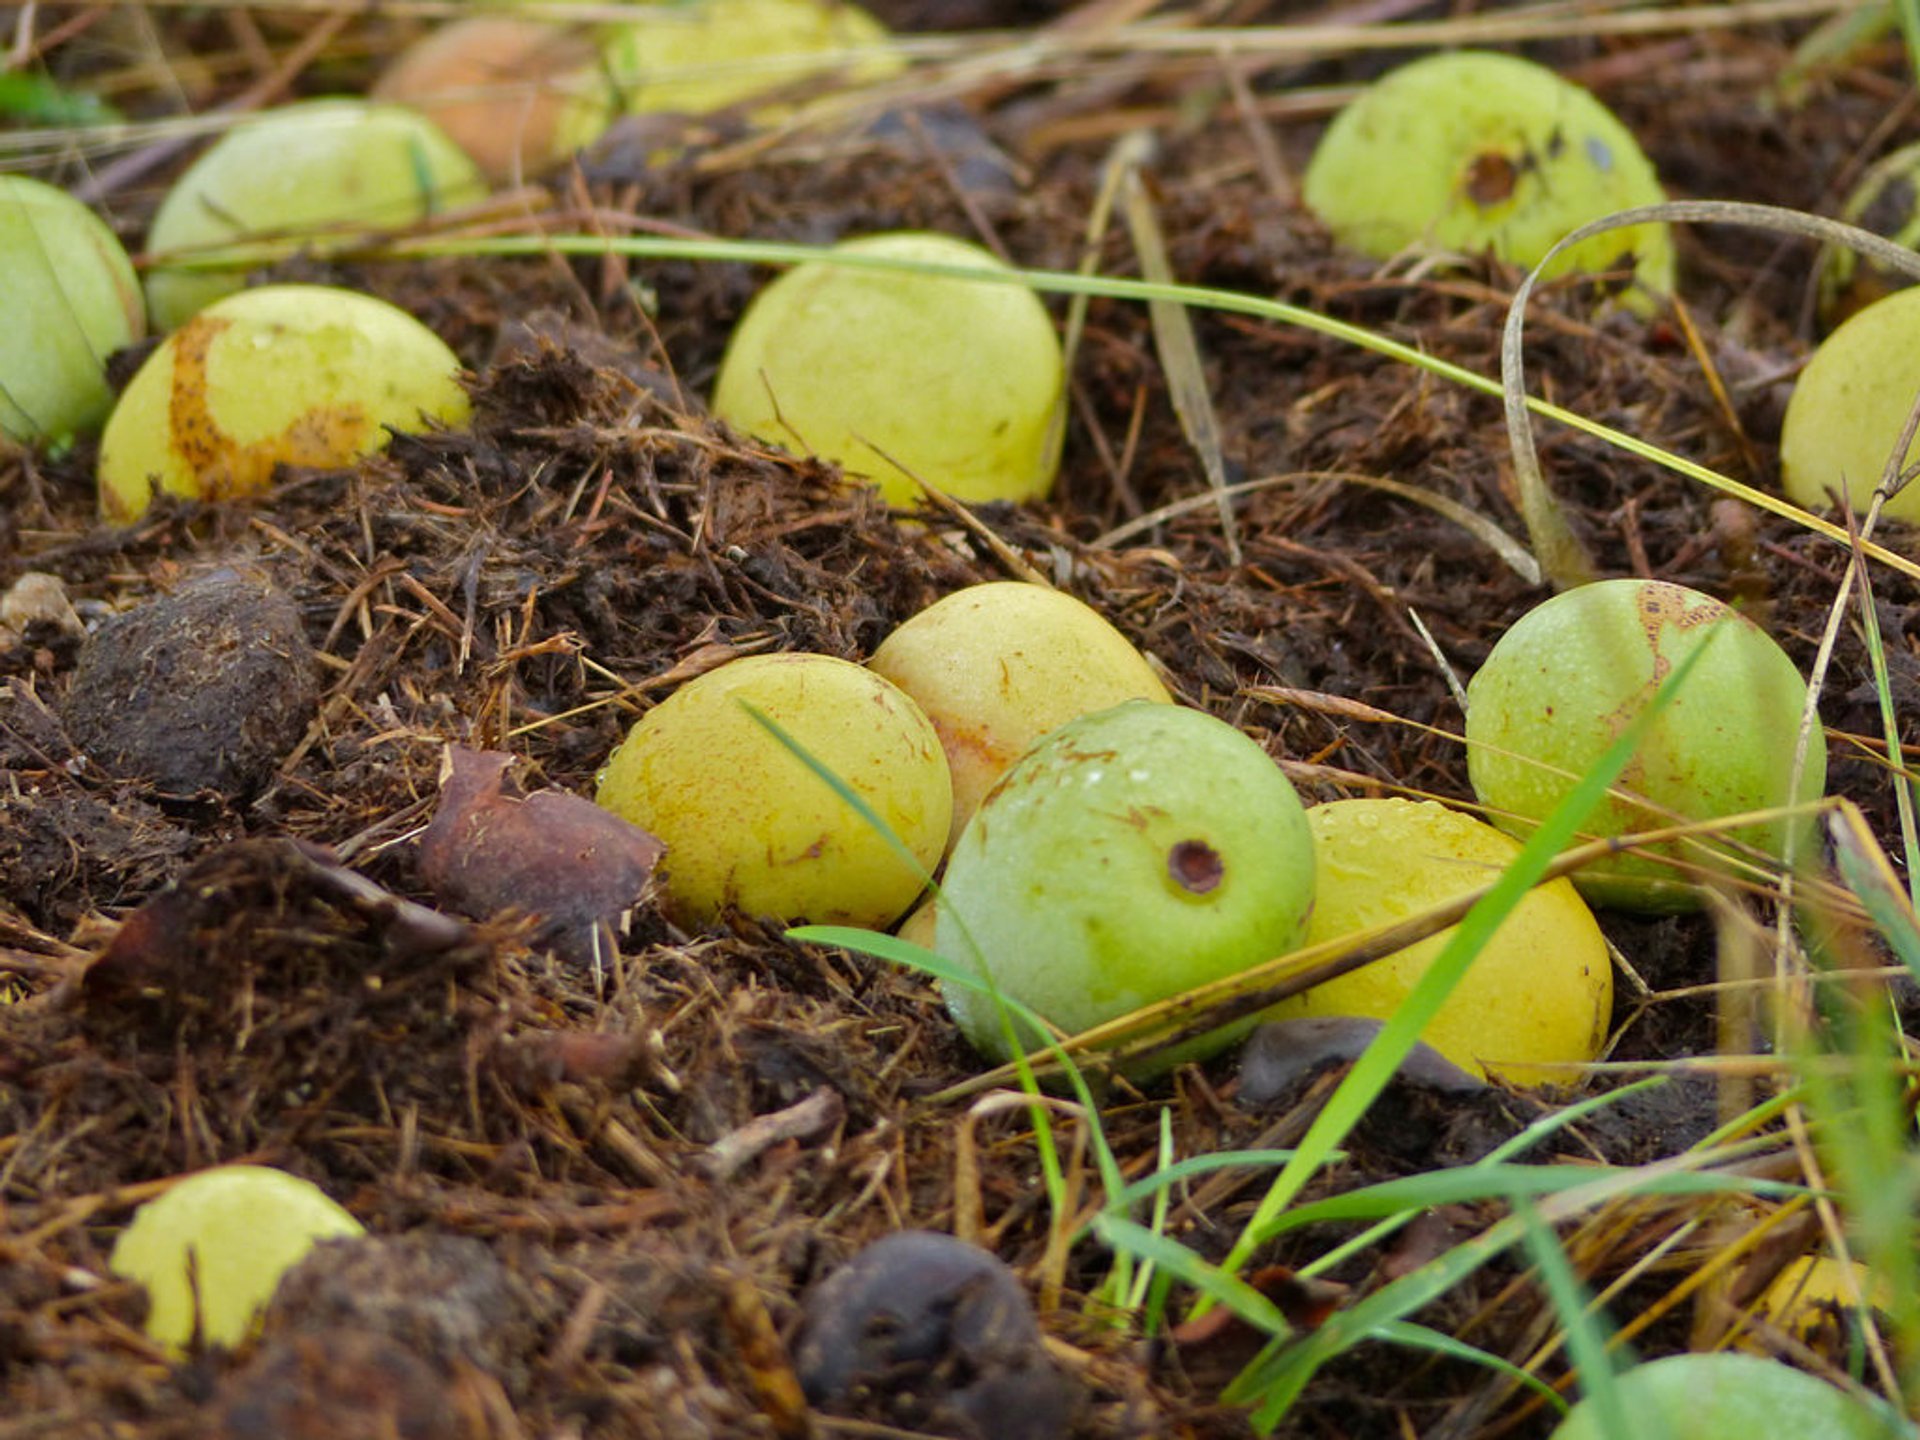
1264,798 -> 1612,1086
373,16 -> 613,182
1740,1255 -> 1888,1357
867,583 -> 1171,849
711,232 -> 1065,507
97,284 -> 470,523
108,1165 -> 364,1353
1781,287 -> 1920,525
596,653 -> 951,929
1303,51 -> 1673,309
0,176 -> 144,444
599,0 -> 901,121
144,99 -> 486,331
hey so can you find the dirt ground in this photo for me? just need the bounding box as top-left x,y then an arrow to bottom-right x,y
4,2 -> 1919,1437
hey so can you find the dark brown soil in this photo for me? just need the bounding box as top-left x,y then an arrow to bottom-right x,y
4,3 -> 1917,1438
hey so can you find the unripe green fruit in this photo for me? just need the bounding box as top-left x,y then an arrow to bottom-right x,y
711,232 -> 1065,507
1780,286 -> 1920,524
935,701 -> 1315,1075
1465,579 -> 1825,912
1303,51 -> 1673,309
144,98 -> 486,331
596,652 -> 951,929
867,582 -> 1171,851
1548,1353 -> 1899,1440
97,284 -> 470,522
0,176 -> 144,445
108,1165 -> 364,1353
1266,798 -> 1611,1085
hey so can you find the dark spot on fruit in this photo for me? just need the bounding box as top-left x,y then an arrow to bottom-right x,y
1168,839 -> 1222,894
1465,151 -> 1518,208
1584,135 -> 1615,173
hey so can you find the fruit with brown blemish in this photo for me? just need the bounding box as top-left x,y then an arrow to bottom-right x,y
1780,286 -> 1920,525
1263,798 -> 1612,1086
96,284 -> 470,522
595,652 -> 951,929
143,98 -> 486,330
1302,51 -> 1673,310
1465,579 -> 1826,911
867,582 -> 1171,851
933,700 -> 1315,1074
0,175 -> 144,444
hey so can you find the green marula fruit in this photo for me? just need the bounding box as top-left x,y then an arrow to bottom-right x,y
1548,1353 -> 1900,1440
1780,286 -> 1920,525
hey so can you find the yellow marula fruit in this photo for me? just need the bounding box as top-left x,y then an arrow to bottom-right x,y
144,98 -> 486,331
1740,1256 -> 1890,1358
108,1165 -> 364,1354
596,653 -> 951,929
1781,286 -> 1920,526
1264,798 -> 1612,1086
1303,50 -> 1673,310
0,176 -> 144,445
867,582 -> 1171,851
97,284 -> 469,523
711,232 -> 1065,507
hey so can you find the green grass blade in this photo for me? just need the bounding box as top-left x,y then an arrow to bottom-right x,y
1093,1214 -> 1292,1338
1515,1201 -> 1646,1440
1371,1320 -> 1569,1417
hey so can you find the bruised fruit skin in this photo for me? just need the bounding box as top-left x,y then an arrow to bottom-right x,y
596,652 -> 951,929
144,99 -> 486,330
711,232 -> 1065,507
1548,1353 -> 1897,1440
0,175 -> 145,444
97,284 -> 470,522
108,1165 -> 365,1354
373,16 -> 611,182
935,701 -> 1315,1074
1303,51 -> 1673,309
1780,287 -> 1920,525
1264,799 -> 1611,1086
867,582 -> 1171,850
1465,579 -> 1826,912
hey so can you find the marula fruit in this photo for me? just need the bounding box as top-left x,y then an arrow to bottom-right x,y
1548,1352 -> 1896,1440
1781,286 -> 1920,525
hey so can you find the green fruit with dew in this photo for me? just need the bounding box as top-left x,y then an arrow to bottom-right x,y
144,98 -> 486,331
1465,579 -> 1825,912
596,652 -> 951,929
1303,50 -> 1673,310
934,700 -> 1315,1075
108,1164 -> 364,1354
1266,798 -> 1611,1086
867,582 -> 1171,851
97,283 -> 469,523
0,176 -> 145,445
1781,286 -> 1920,525
1818,140 -> 1920,329
1548,1352 -> 1903,1440
711,231 -> 1065,507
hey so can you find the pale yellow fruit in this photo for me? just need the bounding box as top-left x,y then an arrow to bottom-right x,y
97,284 -> 470,523
0,176 -> 144,444
144,98 -> 486,331
600,0 -> 901,120
1781,286 -> 1920,525
868,582 -> 1171,850
108,1165 -> 364,1354
711,232 -> 1065,507
1740,1256 -> 1889,1357
1265,798 -> 1612,1086
373,16 -> 613,182
596,652 -> 951,928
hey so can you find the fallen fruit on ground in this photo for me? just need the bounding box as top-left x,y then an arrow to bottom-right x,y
143,98 -> 486,330
108,1164 -> 365,1353
711,231 -> 1065,506
372,15 -> 611,182
599,0 -> 901,122
1547,1352 -> 1898,1439
1780,286 -> 1920,525
867,581 -> 1171,849
0,175 -> 144,445
97,283 -> 470,522
1818,140 -> 1920,327
595,651 -> 951,929
935,700 -> 1315,1073
1465,578 -> 1825,911
1303,50 -> 1673,308
1263,798 -> 1611,1085
1741,1255 -> 1888,1358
